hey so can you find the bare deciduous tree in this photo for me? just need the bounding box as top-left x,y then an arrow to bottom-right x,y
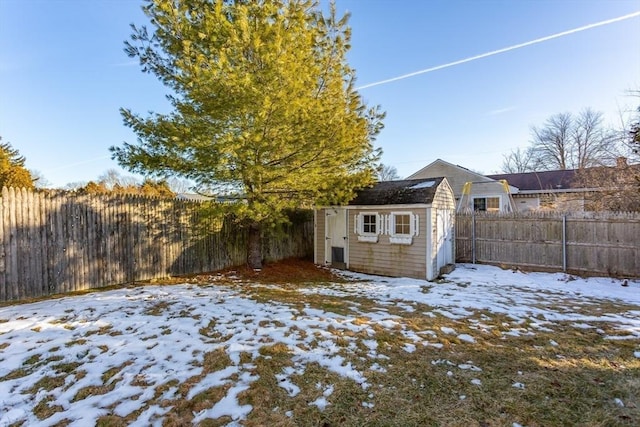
29,169 -> 51,189
574,93 -> 640,211
572,108 -> 618,168
501,147 -> 539,173
503,109 -> 620,173
98,169 -> 139,191
502,103 -> 638,211
531,112 -> 574,170
377,164 -> 401,181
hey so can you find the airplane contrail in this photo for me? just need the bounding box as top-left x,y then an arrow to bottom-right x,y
45,155 -> 112,172
357,11 -> 640,90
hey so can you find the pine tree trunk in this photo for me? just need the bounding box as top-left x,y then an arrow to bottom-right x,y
247,222 -> 263,270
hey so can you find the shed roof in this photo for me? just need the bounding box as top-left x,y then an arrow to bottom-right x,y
349,178 -> 445,206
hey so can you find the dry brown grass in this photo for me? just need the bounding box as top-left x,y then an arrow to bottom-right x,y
214,258 -> 348,285
221,262 -> 639,426
2,260 -> 638,426
237,314 -> 639,427
32,396 -> 64,420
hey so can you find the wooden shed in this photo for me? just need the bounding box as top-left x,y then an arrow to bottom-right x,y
314,177 -> 456,281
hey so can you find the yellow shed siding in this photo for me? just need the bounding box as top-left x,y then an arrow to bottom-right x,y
432,180 -> 456,210
315,179 -> 456,281
347,207 -> 428,280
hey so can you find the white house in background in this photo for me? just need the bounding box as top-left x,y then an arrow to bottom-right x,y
314,177 -> 456,281
406,159 -> 517,212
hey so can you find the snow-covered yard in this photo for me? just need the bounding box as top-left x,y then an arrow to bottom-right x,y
1,264 -> 639,426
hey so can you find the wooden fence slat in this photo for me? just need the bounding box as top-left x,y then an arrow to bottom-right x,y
30,190 -> 41,297
127,195 -> 135,283
48,193 -> 58,294
66,198 -> 75,293
96,195 -> 103,287
170,200 -> 178,275
94,195 -> 105,288
154,198 -> 165,277
107,195 -> 115,285
8,188 -> 18,300
37,191 -> 47,295
0,188 -> 6,301
28,191 -> 39,296
60,195 -> 70,294
83,197 -> 91,290
23,189 -> 32,297
18,188 -> 28,300
73,197 -> 81,292
112,195 -> 119,284
81,195 -> 91,290
455,212 -> 640,277
87,195 -> 102,288
45,193 -> 55,295
47,193 -> 56,294
116,196 -> 125,284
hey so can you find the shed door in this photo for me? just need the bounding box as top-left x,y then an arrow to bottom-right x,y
436,209 -> 454,270
325,208 -> 347,267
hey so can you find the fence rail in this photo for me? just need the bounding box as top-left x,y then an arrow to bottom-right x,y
0,187 -> 312,302
455,212 -> 640,277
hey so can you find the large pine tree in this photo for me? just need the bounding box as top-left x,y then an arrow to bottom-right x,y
112,0 -> 384,268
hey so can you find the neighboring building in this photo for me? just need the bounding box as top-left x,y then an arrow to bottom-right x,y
486,169 -> 589,211
488,158 -> 640,211
176,193 -> 216,201
407,159 -> 517,212
314,177 -> 456,281
176,193 -> 243,203
407,158 -> 638,212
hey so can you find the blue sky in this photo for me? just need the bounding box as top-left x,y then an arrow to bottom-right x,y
1,0 -> 639,188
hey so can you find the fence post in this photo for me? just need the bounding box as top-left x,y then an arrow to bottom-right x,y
471,211 -> 476,264
562,215 -> 567,272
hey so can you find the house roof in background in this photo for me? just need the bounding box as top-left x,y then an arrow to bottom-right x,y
487,170 -> 577,191
176,193 -> 215,201
349,177 -> 446,206
407,159 -> 492,182
406,158 -> 502,196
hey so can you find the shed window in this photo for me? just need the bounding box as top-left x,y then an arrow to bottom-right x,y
363,214 -> 377,234
354,212 -> 381,242
389,212 -> 419,245
394,214 -> 411,235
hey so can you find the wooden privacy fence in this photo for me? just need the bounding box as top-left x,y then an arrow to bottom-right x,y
455,212 -> 640,277
0,187 -> 313,302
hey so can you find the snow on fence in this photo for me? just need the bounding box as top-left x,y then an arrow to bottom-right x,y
0,187 -> 313,302
455,211 -> 640,277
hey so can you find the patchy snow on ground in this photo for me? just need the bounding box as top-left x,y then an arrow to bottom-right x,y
0,263 -> 638,426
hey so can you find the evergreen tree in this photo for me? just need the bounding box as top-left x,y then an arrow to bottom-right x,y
0,137 -> 34,189
111,0 -> 384,268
